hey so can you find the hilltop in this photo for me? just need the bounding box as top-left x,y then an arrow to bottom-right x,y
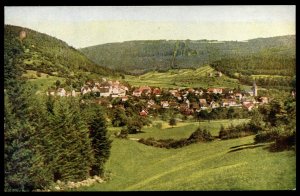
4,25 -> 118,91
80,35 -> 295,75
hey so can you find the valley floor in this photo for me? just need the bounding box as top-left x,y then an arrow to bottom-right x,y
79,120 -> 295,191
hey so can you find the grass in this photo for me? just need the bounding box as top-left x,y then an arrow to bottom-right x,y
130,119 -> 250,140
106,119 -> 250,139
79,119 -> 295,191
22,70 -> 65,93
124,65 -> 251,89
251,74 -> 292,79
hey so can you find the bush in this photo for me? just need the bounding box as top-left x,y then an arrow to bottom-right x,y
188,128 -> 214,142
127,119 -> 143,134
115,128 -> 128,139
154,122 -> 163,129
219,123 -> 256,140
254,129 -> 279,143
169,117 -> 176,127
254,125 -> 295,152
270,131 -> 295,152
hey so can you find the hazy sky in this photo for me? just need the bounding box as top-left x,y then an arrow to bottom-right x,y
5,6 -> 295,48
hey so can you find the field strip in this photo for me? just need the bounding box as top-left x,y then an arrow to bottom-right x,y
124,152 -> 225,190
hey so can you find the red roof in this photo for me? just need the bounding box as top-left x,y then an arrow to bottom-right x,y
139,110 -> 148,116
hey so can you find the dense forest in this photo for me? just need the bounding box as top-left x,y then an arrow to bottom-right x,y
210,54 -> 296,90
80,35 -> 295,75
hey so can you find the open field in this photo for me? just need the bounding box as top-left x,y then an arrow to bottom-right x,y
106,119 -> 250,139
79,119 -> 295,191
22,70 -> 65,93
132,119 -> 250,139
124,65 -> 252,89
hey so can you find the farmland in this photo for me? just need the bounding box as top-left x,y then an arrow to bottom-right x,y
124,65 -> 251,89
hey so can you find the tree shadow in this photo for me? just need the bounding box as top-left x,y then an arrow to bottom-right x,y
230,143 -> 256,149
227,143 -> 267,153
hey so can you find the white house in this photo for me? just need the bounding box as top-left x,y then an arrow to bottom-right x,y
71,90 -> 76,97
81,86 -> 91,95
161,101 -> 169,108
207,88 -> 223,94
57,88 -> 66,97
99,86 -> 112,97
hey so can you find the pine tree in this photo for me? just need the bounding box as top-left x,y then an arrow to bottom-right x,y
88,105 -> 112,176
4,92 -> 35,191
26,95 -> 54,190
45,97 -> 94,182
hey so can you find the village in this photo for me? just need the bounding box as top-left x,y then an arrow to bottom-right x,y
46,78 -> 271,117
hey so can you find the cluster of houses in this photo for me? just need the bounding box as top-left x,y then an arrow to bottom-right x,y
46,78 -> 129,98
129,82 -> 268,116
46,88 -> 79,97
80,79 -> 129,98
47,78 -> 271,116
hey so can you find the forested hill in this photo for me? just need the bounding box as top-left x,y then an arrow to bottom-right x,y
80,35 -> 295,75
4,25 -> 116,84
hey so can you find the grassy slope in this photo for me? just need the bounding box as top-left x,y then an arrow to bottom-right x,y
124,65 -> 251,89
80,120 -> 295,191
22,70 -> 66,92
5,25 -> 116,91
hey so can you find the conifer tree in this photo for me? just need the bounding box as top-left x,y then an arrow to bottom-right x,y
4,92 -> 35,191
45,97 -> 94,182
88,105 -> 112,176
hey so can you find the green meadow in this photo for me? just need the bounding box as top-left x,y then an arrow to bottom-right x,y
22,70 -> 65,93
79,119 -> 295,191
129,119 -> 250,140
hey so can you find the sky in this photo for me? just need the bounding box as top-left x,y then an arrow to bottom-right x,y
4,6 -> 295,48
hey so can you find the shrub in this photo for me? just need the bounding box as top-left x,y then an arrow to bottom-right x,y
115,128 -> 128,139
188,128 -> 213,142
270,131 -> 295,152
254,125 -> 295,152
219,123 -> 256,140
154,122 -> 163,129
127,119 -> 143,134
169,117 -> 176,127
254,129 -> 279,143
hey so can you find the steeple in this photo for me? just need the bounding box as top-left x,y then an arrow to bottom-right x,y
252,81 -> 257,96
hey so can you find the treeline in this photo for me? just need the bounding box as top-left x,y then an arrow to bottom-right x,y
80,35 -> 295,74
211,55 -> 295,89
4,25 -> 117,80
4,37 -> 111,191
218,98 -> 296,151
195,107 -> 250,121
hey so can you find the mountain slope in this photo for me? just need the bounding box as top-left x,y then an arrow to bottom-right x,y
4,25 -> 117,84
80,36 -> 295,75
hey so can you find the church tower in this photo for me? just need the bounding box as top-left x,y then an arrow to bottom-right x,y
252,81 -> 257,96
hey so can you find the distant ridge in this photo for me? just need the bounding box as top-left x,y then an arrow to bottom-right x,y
80,35 -> 295,75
